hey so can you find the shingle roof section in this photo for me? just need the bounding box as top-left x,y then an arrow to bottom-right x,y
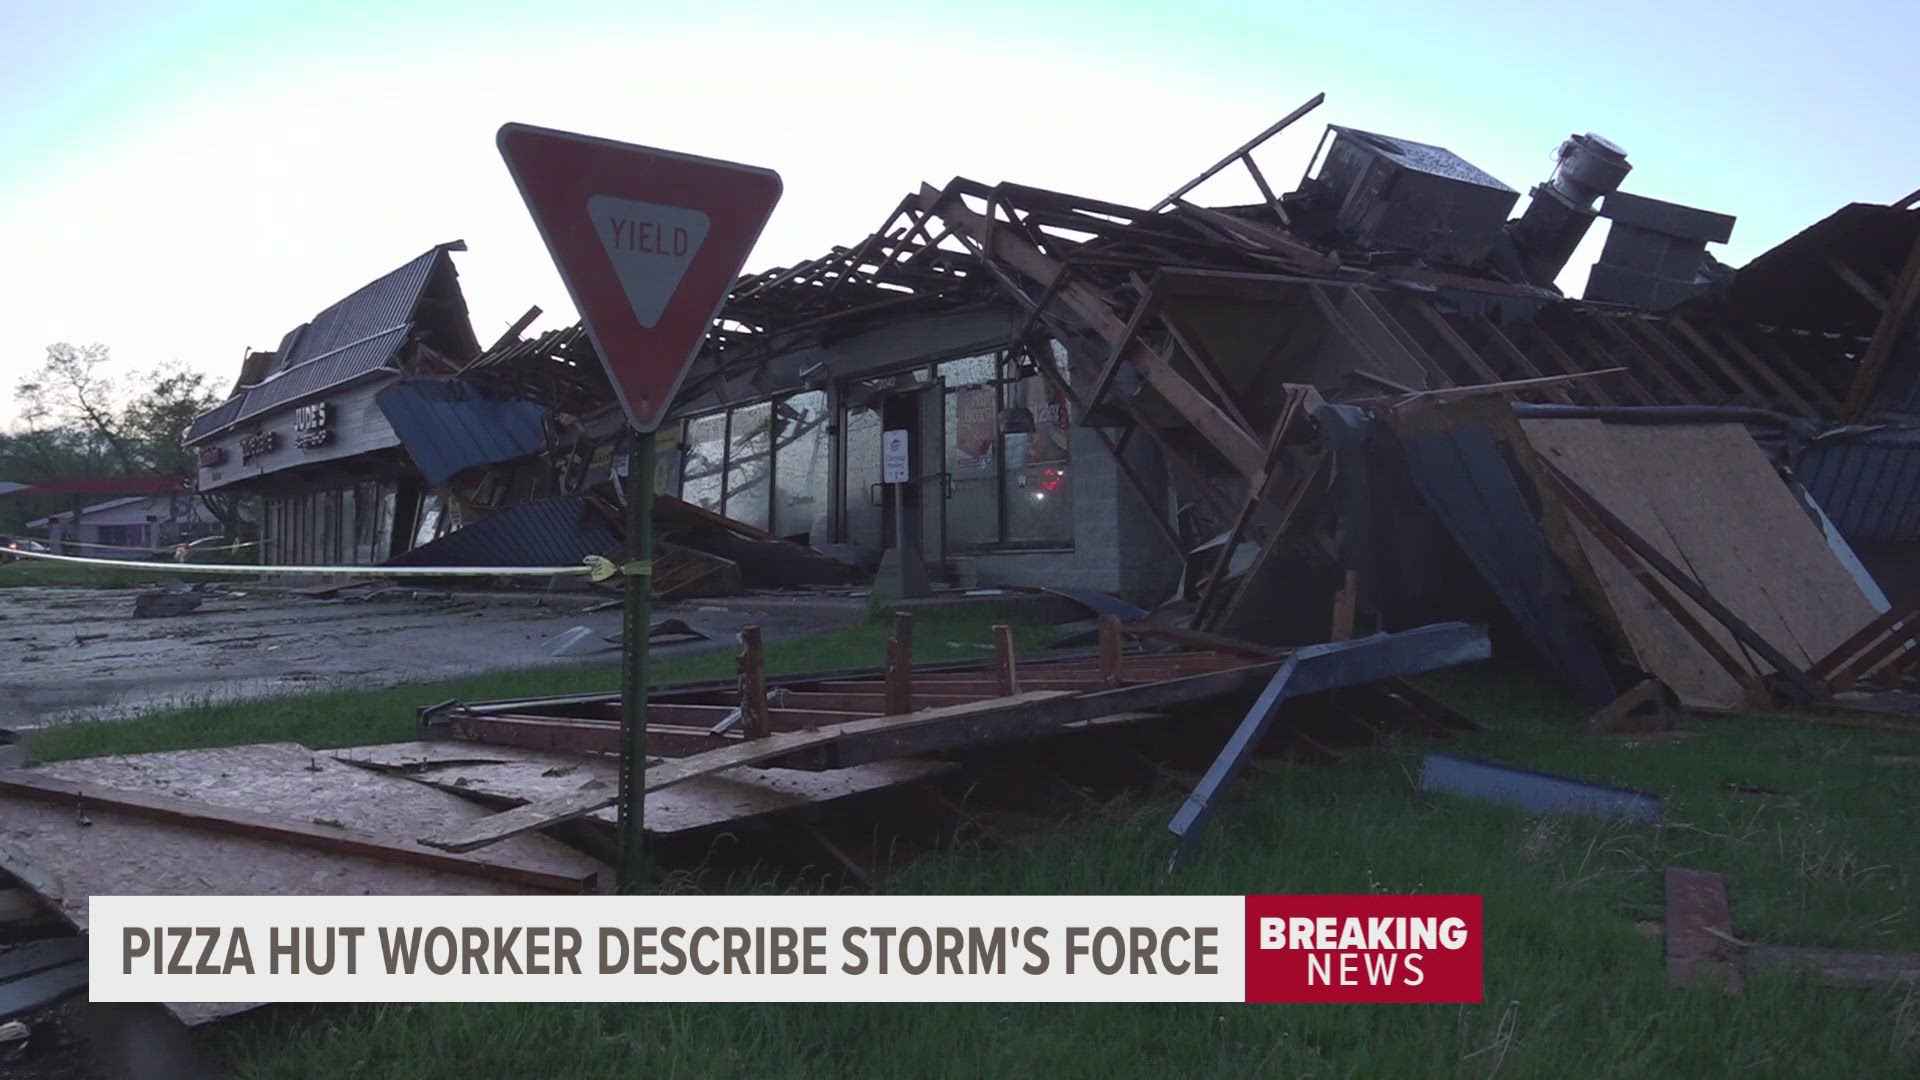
187,243 -> 467,443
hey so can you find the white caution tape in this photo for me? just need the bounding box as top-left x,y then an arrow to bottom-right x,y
2,545 -> 603,578
4,536 -> 263,554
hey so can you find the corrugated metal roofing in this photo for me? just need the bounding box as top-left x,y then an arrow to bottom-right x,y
187,244 -> 467,443
385,497 -> 620,568
1798,428 -> 1920,541
376,378 -> 550,486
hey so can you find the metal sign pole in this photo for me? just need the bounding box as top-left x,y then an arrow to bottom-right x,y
617,429 -> 656,892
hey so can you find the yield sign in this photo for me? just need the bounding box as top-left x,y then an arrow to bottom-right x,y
497,123 -> 783,431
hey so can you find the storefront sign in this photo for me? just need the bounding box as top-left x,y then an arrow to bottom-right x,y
240,431 -> 279,463
294,403 -> 333,449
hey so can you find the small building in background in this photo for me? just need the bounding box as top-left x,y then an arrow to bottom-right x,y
26,491 -> 221,558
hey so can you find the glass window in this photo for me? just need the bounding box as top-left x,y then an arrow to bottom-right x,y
681,412 -> 726,512
773,391 -> 829,540
842,395 -> 884,549
652,421 -> 685,497
723,401 -> 773,531
944,367 -> 1000,549
1003,354 -> 1073,546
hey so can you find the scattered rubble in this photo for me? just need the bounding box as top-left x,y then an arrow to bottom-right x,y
130,591 -> 201,619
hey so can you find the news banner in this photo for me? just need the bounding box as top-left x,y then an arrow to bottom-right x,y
93,894 -> 1482,1004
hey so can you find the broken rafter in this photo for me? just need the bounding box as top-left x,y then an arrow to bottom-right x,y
920,182 -> 1269,480
1150,92 -> 1326,214
1844,221 -> 1920,417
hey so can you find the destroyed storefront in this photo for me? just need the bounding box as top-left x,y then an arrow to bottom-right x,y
184,242 -> 483,566
405,198 -> 1185,600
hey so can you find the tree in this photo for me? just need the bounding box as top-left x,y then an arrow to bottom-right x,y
12,343 -> 221,477
121,362 -> 220,477
14,343 -> 137,472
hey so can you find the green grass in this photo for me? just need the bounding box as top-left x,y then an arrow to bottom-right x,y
23,615 -> 1064,762
0,557 -> 182,588
0,547 -> 261,588
205,660 -> 1920,1079
29,629 -> 1920,1077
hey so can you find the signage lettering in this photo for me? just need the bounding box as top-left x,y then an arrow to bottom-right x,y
240,432 -> 278,463
606,217 -> 694,257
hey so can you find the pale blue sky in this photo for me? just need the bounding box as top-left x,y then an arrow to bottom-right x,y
2,0 -> 1913,426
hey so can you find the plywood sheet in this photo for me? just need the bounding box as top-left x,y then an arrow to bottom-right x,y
332,742 -> 951,835
1522,419 -> 1749,708
1520,420 -> 1878,709
0,743 -> 612,1024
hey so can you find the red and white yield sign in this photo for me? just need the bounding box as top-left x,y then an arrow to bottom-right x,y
497,123 -> 783,431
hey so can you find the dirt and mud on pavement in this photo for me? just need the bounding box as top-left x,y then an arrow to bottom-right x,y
0,583 -> 865,728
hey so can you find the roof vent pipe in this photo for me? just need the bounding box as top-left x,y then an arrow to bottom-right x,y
1506,133 -> 1631,286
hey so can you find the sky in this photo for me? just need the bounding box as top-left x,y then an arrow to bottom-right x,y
1,0 -> 1913,429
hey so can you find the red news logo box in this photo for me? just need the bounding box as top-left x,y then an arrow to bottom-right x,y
1244,895 -> 1483,1003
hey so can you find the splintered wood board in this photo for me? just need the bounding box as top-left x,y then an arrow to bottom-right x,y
1521,421 -> 1878,709
0,742 -> 608,1027
331,742 -> 953,835
2,744 -> 611,1023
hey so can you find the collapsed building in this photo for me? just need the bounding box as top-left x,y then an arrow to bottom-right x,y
182,100 -> 1920,715
183,242 -> 483,565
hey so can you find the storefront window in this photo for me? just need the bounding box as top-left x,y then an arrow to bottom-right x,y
773,391 -> 829,540
723,401 -> 773,531
940,354 -> 999,548
842,399 -> 883,549
1002,355 -> 1073,546
929,349 -> 1075,551
681,413 -> 726,512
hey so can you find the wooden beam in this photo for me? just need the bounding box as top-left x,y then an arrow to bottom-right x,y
1369,293 -> 1503,386
1671,317 -> 1819,419
1525,320 -> 1658,405
1408,302 -> 1571,403
1546,473 -> 1766,703
994,625 -> 1020,696
0,771 -> 596,893
1666,867 -> 1742,992
1712,323 -> 1843,416
1591,316 -> 1719,404
738,625 -> 770,739
885,612 -> 914,716
1151,92 -> 1324,212
423,692 -> 1079,852
1809,592 -> 1920,684
1829,258 -> 1888,311
1099,615 -> 1122,685
1541,462 -> 1823,701
1085,283 -> 1161,413
1195,387 -> 1305,628
1117,622 -> 1284,659
1476,315 -> 1613,406
1627,318 -> 1757,405
920,184 -> 1270,479
1212,452 -> 1328,631
1330,569 -> 1359,641
1373,369 -> 1626,405
1844,224 -> 1920,417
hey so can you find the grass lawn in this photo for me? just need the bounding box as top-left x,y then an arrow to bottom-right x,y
23,615 -> 1065,762
0,547 -> 261,588
0,557 -> 183,589
27,629 -> 1920,1077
